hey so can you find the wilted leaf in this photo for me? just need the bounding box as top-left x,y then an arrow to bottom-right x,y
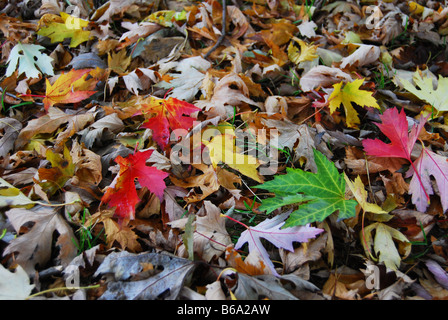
94,251 -> 196,300
3,206 -> 78,275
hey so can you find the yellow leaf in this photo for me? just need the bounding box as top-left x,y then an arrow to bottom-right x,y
37,12 -> 91,47
328,78 -> 380,128
363,222 -> 411,271
287,37 -> 318,65
205,133 -> 262,183
344,174 -> 386,214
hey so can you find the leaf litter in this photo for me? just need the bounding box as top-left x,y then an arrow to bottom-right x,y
1,0 -> 448,301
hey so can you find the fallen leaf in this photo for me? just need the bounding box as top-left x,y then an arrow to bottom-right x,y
43,68 -> 100,111
139,96 -> 200,150
234,210 -> 323,276
397,69 -> 448,114
406,148 -> 448,213
257,149 -> 357,227
362,222 -> 411,271
205,132 -> 263,183
328,78 -> 380,128
37,12 -> 92,47
344,174 -> 386,214
101,149 -> 168,222
5,43 -> 54,79
0,264 -> 34,300
3,206 -> 78,275
93,250 -> 196,300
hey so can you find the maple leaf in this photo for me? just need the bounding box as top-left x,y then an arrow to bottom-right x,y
344,174 -> 386,214
328,78 -> 380,128
397,70 -> 448,114
43,68 -> 100,111
139,96 -> 200,150
233,210 -> 323,276
257,149 -> 357,227
287,37 -> 318,65
5,43 -> 54,79
406,148 -> 448,213
37,12 -> 92,47
362,222 -> 411,271
362,107 -> 433,209
362,107 -> 426,161
205,133 -> 263,183
101,149 -> 169,222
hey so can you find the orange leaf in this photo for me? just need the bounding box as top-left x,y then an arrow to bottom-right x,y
43,68 -> 102,111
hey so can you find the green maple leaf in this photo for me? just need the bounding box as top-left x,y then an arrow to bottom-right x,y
256,149 -> 357,227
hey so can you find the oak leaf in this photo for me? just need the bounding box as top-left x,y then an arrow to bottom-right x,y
5,43 -> 54,79
0,264 -> 34,300
397,70 -> 448,114
3,206 -> 78,275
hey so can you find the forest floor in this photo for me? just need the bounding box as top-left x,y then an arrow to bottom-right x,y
1,0 -> 448,302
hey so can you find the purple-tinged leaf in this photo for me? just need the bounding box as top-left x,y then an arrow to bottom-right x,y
234,211 -> 323,276
425,259 -> 448,290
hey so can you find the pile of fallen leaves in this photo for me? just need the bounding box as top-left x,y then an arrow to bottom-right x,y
2,0 -> 448,300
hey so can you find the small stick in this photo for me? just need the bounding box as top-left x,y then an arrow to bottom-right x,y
204,0 -> 227,60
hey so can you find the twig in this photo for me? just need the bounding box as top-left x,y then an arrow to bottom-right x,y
204,0 -> 227,60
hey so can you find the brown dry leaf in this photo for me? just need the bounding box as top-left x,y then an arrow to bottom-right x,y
280,234 -> 328,274
3,206 -> 78,275
195,73 -> 263,118
170,164 -> 240,203
70,141 -> 102,190
15,107 -> 94,149
86,210 -> 141,252
344,146 -> 407,175
225,245 -> 270,276
322,273 -> 361,300
175,201 -> 231,262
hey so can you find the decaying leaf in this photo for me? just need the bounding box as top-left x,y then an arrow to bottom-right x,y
3,206 -> 78,275
94,250 -> 196,300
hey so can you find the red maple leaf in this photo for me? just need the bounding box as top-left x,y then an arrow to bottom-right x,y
362,107 -> 426,161
362,107 -> 430,205
101,149 -> 168,222
140,96 -> 200,149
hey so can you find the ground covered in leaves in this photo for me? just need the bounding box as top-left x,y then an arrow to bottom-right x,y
2,0 -> 448,301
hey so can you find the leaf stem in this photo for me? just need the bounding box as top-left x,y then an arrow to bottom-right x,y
26,284 -> 100,299
221,213 -> 249,229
